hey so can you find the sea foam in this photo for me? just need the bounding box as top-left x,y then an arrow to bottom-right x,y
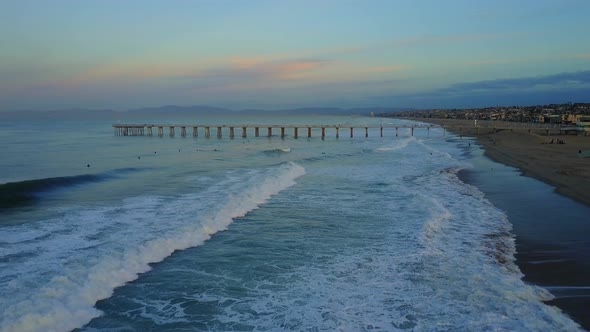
0,162 -> 305,332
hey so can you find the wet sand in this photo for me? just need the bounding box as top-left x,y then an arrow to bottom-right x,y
413,118 -> 590,206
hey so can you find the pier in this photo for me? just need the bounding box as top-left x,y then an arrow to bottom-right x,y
113,124 -> 438,138
113,122 -> 581,139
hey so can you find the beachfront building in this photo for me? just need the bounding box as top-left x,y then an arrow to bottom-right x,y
563,114 -> 583,124
577,116 -> 590,134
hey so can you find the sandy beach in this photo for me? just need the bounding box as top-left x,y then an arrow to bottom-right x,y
410,118 -> 590,207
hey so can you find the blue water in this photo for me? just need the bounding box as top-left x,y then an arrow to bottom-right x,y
0,116 -> 583,331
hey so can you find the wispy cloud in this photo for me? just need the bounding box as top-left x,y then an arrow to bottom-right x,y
365,65 -> 410,73
370,70 -> 590,108
440,70 -> 590,95
178,58 -> 333,88
392,33 -> 500,48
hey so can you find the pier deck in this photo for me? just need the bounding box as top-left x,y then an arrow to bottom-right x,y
112,123 -> 575,138
112,124 -> 439,138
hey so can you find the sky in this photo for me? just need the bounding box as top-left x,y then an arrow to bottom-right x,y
1,0 -> 590,111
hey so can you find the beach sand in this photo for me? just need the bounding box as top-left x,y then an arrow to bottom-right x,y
412,118 -> 590,207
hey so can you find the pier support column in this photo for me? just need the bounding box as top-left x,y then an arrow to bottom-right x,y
242,127 -> 247,138
255,127 -> 259,137
321,127 -> 325,139
268,127 -> 272,137
217,127 -> 222,138
148,127 -> 153,136
193,127 -> 198,137
229,127 -> 235,138
411,126 -> 414,136
205,127 -> 210,138
380,126 -> 383,137
281,127 -> 285,138
181,127 -> 186,137
294,127 -> 298,139
365,127 -> 368,138
158,127 -> 163,137
308,127 -> 312,138
336,127 -> 339,138
396,127 -> 399,137
350,127 -> 354,138
169,126 -> 175,137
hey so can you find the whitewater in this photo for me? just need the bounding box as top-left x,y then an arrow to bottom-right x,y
0,116 -> 582,331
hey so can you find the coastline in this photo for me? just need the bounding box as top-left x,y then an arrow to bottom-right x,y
408,118 -> 590,207
402,117 -> 590,329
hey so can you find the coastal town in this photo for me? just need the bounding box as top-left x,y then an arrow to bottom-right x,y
385,102 -> 590,125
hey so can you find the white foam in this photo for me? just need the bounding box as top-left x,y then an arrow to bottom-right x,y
0,162 -> 305,332
375,136 -> 416,152
175,141 -> 581,331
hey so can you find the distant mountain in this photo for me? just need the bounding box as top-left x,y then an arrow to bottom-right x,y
270,107 -> 414,116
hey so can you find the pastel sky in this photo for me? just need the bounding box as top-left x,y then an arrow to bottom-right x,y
1,0 -> 590,111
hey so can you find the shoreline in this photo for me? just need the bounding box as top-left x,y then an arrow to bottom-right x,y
406,117 -> 590,207
403,117 -> 590,329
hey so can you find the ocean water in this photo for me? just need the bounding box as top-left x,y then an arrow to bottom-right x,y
0,115 -> 583,331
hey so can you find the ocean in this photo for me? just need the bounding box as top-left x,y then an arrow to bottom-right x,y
0,115 -> 584,331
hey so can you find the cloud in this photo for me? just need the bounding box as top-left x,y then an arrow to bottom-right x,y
441,70 -> 590,94
390,33 -> 501,49
365,65 -> 410,73
369,70 -> 590,108
184,58 -> 331,82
